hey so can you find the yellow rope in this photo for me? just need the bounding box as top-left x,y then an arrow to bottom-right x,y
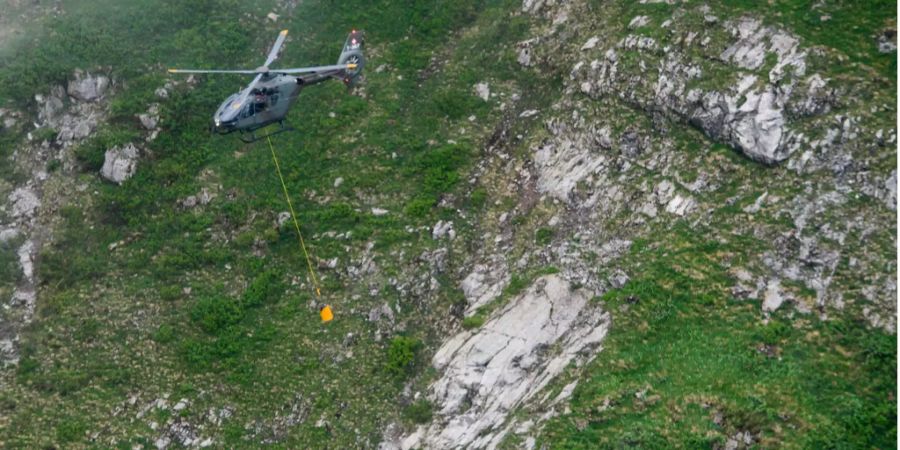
266,134 -> 322,298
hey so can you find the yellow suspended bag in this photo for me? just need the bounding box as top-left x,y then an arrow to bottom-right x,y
320,305 -> 334,323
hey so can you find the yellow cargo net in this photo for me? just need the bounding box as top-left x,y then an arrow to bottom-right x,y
266,135 -> 331,320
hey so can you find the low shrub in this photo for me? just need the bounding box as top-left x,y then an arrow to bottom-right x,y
385,336 -> 422,379
404,399 -> 434,424
190,296 -> 244,334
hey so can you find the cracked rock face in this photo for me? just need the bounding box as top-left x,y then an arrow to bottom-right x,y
67,70 -> 110,102
35,83 -> 107,147
101,143 -> 140,184
398,275 -> 609,449
573,17 -> 814,165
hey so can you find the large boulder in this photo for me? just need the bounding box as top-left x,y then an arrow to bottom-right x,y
67,70 -> 110,102
100,143 -> 140,184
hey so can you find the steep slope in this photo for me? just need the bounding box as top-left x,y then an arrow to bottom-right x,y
395,1 -> 897,448
0,0 -> 547,447
0,0 -> 895,449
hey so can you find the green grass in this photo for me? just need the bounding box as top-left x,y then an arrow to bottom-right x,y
462,314 -> 487,330
0,0 -> 894,448
0,236 -> 23,298
0,0 -> 554,447
539,225 -> 896,448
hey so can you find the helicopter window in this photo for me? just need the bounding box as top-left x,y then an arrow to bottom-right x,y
241,104 -> 255,118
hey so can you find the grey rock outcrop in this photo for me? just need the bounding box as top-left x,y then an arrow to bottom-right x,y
35,86 -> 65,123
2,71 -> 113,367
181,188 -> 215,209
139,103 -> 160,130
35,79 -> 109,147
8,188 -> 40,220
67,69 -> 110,102
0,228 -> 20,244
432,220 -> 456,240
877,29 -> 897,54
460,262 -> 509,315
400,275 -> 609,449
101,143 -> 140,184
572,17 -> 817,165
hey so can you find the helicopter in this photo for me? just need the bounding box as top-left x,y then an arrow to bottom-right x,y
168,29 -> 365,143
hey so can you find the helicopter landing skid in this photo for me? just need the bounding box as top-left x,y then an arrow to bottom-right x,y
239,122 -> 295,144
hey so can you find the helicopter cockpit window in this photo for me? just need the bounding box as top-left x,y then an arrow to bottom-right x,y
240,103 -> 255,118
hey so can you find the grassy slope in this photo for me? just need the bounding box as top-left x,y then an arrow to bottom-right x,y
0,0 -> 547,447
0,0 -> 895,448
539,222 -> 895,448
534,1 -> 897,448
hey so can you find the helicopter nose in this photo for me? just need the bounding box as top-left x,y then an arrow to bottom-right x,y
212,116 -> 238,134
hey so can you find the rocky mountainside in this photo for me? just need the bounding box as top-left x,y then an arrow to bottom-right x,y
389,2 -> 896,448
0,0 -> 896,448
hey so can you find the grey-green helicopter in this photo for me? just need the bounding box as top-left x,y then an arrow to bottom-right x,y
168,29 -> 365,143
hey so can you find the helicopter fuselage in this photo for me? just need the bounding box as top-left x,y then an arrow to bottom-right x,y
213,74 -> 302,135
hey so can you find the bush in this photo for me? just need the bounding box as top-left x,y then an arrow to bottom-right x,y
181,330 -> 249,370
757,320 -> 789,345
74,127 -> 140,172
385,336 -> 422,379
74,319 -> 100,342
33,127 -> 58,142
241,270 -> 282,308
433,89 -> 478,119
422,166 -> 459,195
404,399 -> 434,424
190,297 -> 244,334
181,339 -> 212,369
504,274 -> 529,298
404,145 -> 473,218
46,159 -> 62,173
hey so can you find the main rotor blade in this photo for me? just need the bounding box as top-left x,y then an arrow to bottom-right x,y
167,69 -> 257,74
264,29 -> 289,67
229,73 -> 264,113
273,63 -> 357,74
